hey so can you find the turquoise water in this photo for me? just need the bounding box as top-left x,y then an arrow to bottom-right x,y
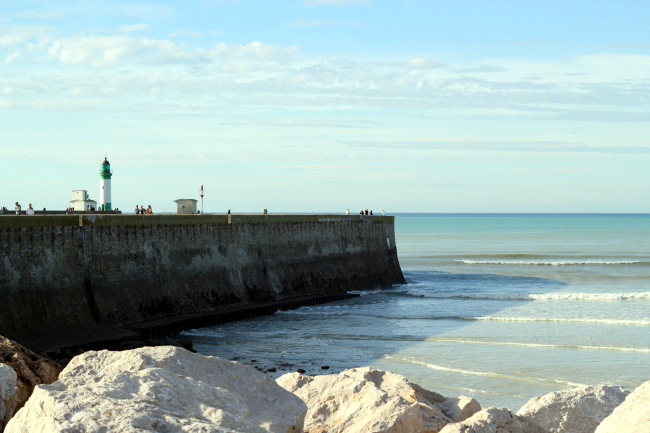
185,214 -> 650,410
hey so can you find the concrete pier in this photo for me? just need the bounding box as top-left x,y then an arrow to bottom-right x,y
0,214 -> 404,351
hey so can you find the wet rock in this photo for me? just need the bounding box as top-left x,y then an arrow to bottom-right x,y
595,380 -> 650,433
120,340 -> 147,351
267,368 -> 277,373
440,407 -> 547,433
517,385 -> 629,433
0,335 -> 62,430
277,367 -> 454,433
297,369 -> 306,374
320,366 -> 329,370
61,349 -> 76,359
173,339 -> 195,353
44,350 -> 60,360
5,346 -> 306,433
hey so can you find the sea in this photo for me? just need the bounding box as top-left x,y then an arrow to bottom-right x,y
181,213 -> 650,411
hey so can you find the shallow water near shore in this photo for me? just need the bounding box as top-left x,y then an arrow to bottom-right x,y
184,213 -> 650,410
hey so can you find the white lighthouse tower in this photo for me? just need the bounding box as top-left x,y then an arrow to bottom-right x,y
99,157 -> 113,210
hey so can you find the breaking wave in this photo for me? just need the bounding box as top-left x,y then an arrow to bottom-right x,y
423,337 -> 650,353
408,292 -> 650,301
368,314 -> 650,326
392,357 -> 587,388
457,260 -> 643,266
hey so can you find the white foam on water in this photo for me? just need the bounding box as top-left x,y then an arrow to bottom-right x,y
470,316 -> 650,326
424,337 -> 650,353
457,260 -> 642,266
408,292 -> 650,301
348,289 -> 388,296
399,358 -> 587,388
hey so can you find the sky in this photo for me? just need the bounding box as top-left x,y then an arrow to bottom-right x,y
1,0 -> 649,213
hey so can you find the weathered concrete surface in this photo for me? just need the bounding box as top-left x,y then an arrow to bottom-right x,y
5,346 -> 307,433
0,214 -> 404,350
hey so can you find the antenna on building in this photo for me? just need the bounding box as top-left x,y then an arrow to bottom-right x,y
199,185 -> 204,215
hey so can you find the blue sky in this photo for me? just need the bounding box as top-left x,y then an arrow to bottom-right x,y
1,0 -> 649,213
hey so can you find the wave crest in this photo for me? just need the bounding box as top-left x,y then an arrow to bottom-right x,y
457,260 -> 642,266
410,292 -> 650,301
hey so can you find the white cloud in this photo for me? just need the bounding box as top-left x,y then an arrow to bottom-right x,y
2,32 -> 298,67
44,35 -> 200,66
119,23 -> 152,33
298,0 -> 372,5
13,10 -> 66,20
169,30 -> 204,38
397,58 -> 445,70
287,18 -> 337,27
209,41 -> 299,61
1,28 -> 649,124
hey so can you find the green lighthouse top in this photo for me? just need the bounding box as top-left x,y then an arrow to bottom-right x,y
100,157 -> 112,179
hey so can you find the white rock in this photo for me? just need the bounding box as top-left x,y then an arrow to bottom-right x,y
594,380 -> 650,433
516,384 -> 629,433
440,407 -> 548,433
437,396 -> 482,422
1,363 -> 18,430
277,367 -> 454,433
5,346 -> 306,433
0,364 -> 18,403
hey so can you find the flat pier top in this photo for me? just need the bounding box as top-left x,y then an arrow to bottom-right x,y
0,214 -> 394,228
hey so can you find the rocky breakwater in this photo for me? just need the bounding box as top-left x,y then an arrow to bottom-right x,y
276,367 -> 482,433
3,344 -> 648,433
5,346 -> 306,433
0,336 -> 62,432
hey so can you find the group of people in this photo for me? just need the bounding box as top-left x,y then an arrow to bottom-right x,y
345,208 -> 386,216
12,202 -> 35,215
134,205 -> 153,215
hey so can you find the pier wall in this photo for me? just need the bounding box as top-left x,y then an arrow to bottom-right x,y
0,214 -> 404,349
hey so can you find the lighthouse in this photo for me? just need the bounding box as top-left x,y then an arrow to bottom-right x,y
99,157 -> 113,210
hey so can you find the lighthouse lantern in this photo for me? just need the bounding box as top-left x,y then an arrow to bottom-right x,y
99,157 -> 113,211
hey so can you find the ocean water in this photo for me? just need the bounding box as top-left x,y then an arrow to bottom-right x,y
183,214 -> 650,410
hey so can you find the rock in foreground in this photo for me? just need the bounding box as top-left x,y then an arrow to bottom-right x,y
594,380 -> 650,433
5,346 -> 306,433
277,367 -> 481,433
516,385 -> 629,433
0,336 -> 62,431
440,407 -> 548,433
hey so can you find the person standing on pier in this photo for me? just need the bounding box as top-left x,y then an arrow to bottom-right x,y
15,202 -> 21,215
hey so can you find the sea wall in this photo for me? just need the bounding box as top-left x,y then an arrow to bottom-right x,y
0,214 -> 404,349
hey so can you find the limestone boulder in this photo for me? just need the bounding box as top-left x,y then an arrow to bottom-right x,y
0,363 -> 18,431
437,396 -> 482,422
594,380 -> 650,433
5,346 -> 306,433
440,407 -> 547,433
516,385 -> 629,433
277,367 -> 457,433
0,336 -> 61,431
